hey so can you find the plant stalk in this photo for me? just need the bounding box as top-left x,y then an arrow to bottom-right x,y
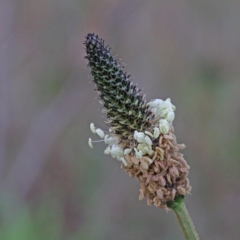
168,196 -> 200,240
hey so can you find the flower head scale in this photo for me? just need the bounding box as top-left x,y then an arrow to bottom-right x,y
84,33 -> 154,138
85,33 -> 191,210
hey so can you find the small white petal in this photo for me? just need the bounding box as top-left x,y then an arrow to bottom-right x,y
154,98 -> 176,119
88,138 -> 93,148
134,148 -> 143,159
124,148 -> 132,155
159,98 -> 172,108
150,107 -> 157,115
153,127 -> 160,138
147,99 -> 163,108
104,134 -> 109,144
166,111 -> 175,122
120,157 -> 128,166
145,131 -> 153,138
105,135 -> 118,145
96,128 -> 105,138
137,143 -> 147,155
160,99 -> 175,111
148,98 -> 176,120
160,109 -> 169,117
104,146 -> 111,154
144,135 -> 152,146
137,150 -> 143,159
90,123 -> 96,133
111,144 -> 123,159
159,119 -> 170,134
146,147 -> 153,155
134,131 -> 145,143
137,143 -> 153,155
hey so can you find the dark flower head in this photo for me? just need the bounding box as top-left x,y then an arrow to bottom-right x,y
84,33 -> 153,138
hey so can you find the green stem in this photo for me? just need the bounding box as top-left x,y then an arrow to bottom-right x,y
167,196 -> 200,240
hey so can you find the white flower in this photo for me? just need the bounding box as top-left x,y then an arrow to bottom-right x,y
147,99 -> 163,108
124,148 -> 132,155
137,143 -> 153,155
88,138 -> 93,148
144,135 -> 152,146
96,128 -> 105,138
147,99 -> 163,115
148,98 -> 176,123
134,130 -> 146,143
159,119 -> 170,134
110,144 -> 124,159
159,98 -> 175,110
90,123 -> 96,133
158,98 -> 176,120
104,146 -> 111,154
134,148 -> 143,159
153,127 -> 160,138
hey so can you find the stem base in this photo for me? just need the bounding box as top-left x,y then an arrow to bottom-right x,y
168,196 -> 200,240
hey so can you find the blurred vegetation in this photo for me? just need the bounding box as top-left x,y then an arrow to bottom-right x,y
0,0 -> 240,239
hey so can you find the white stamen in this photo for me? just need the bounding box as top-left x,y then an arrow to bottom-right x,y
120,157 -> 128,166
104,146 -> 111,154
104,134 -> 109,144
165,110 -> 175,122
144,135 -> 152,146
90,123 -> 96,133
153,127 -> 160,138
148,98 -> 176,123
88,138 -> 93,148
110,144 -> 124,159
157,98 -> 176,121
145,131 -> 153,138
134,131 -> 145,143
134,148 -> 143,159
159,119 -> 170,134
147,99 -> 163,108
104,135 -> 118,145
124,148 -> 132,155
96,128 -> 105,138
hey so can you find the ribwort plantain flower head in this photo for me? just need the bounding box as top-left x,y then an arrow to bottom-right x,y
84,33 -> 191,210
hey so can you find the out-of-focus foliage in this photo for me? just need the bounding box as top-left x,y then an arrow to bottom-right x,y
0,204 -> 62,240
1,0 -> 240,239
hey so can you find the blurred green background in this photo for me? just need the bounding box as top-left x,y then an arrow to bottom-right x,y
0,0 -> 240,239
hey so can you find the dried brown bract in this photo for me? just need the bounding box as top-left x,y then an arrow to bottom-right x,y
123,127 -> 191,210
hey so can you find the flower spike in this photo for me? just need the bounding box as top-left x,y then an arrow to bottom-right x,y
85,33 -> 191,210
84,33 -> 154,138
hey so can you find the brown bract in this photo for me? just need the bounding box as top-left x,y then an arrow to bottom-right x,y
122,126 -> 191,210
